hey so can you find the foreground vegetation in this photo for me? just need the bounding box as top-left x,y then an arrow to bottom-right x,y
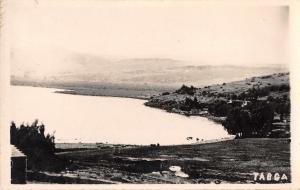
145,73 -> 290,138
11,120 -> 69,172
26,138 -> 290,184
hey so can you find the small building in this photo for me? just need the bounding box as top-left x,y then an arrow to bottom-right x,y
11,145 -> 27,184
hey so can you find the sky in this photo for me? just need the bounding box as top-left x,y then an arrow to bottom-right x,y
9,0 -> 289,66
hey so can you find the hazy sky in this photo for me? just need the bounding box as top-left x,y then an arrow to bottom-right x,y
9,0 -> 289,66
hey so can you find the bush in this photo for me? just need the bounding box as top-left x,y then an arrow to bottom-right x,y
208,100 -> 233,117
175,85 -> 196,95
179,97 -> 201,111
162,92 -> 170,95
10,120 -> 69,172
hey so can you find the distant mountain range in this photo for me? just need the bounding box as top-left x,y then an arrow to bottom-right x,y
11,48 -> 288,88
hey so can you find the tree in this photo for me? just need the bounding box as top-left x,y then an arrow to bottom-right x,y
225,107 -> 240,136
225,107 -> 251,138
175,85 -> 196,95
10,120 -> 69,171
209,100 -> 232,117
224,101 -> 275,138
251,102 -> 274,136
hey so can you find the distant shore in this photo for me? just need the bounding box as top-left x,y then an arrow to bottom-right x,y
54,89 -> 148,100
11,80 -> 174,100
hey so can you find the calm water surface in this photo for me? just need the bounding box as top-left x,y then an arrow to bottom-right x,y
11,86 -> 230,145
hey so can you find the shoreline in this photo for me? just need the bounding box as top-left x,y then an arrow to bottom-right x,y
12,83 -> 227,124
54,89 -> 149,100
11,84 -> 150,100
55,136 -> 235,151
145,103 -> 226,124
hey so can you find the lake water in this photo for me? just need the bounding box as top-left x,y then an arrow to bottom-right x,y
11,86 -> 230,145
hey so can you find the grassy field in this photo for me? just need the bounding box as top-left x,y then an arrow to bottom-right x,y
28,138 -> 290,184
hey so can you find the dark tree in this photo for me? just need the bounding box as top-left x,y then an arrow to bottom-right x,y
175,85 -> 196,95
224,101 -> 275,138
225,107 -> 251,138
10,120 -> 69,172
251,102 -> 274,136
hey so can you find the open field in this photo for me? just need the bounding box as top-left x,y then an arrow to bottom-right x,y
27,138 -> 290,184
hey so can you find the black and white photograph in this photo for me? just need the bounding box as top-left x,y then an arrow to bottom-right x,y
1,0 -> 299,188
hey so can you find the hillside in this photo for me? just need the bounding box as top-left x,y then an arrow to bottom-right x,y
145,73 -> 290,138
11,48 -> 287,89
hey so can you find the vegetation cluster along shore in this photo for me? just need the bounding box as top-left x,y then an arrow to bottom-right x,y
145,73 -> 290,138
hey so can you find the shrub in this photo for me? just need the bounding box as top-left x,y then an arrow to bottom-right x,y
175,85 -> 196,95
10,120 -> 69,172
162,92 -> 170,95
